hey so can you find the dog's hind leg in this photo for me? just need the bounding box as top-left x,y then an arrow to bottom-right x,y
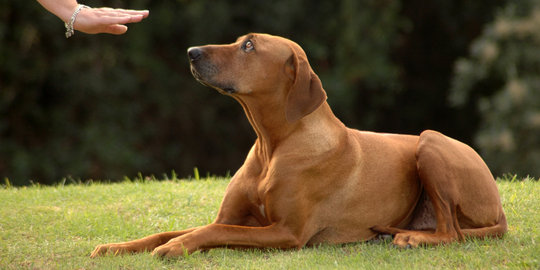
374,130 -> 506,247
460,213 -> 507,239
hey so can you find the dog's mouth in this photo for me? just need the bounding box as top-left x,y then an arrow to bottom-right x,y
190,65 -> 207,85
190,64 -> 236,94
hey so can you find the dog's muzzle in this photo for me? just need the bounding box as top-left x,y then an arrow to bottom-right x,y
187,47 -> 213,85
187,47 -> 236,94
187,47 -> 203,62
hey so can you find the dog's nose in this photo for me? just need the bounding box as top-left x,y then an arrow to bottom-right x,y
187,47 -> 203,62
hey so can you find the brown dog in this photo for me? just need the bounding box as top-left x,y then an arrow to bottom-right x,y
91,33 -> 507,258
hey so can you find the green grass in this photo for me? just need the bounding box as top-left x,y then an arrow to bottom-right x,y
0,177 -> 538,269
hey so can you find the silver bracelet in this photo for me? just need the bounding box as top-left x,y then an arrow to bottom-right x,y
65,4 -> 89,38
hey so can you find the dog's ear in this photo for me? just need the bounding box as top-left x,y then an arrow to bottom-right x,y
285,47 -> 327,123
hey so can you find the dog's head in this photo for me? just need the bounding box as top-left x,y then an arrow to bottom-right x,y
187,33 -> 326,122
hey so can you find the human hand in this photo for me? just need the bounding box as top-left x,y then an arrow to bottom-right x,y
73,7 -> 149,35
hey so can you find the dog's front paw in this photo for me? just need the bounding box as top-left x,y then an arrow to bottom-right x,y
90,243 -> 129,258
151,242 -> 188,258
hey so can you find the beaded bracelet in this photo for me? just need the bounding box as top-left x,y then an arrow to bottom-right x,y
65,4 -> 89,38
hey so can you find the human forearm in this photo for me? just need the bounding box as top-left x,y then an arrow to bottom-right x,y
37,0 -> 79,22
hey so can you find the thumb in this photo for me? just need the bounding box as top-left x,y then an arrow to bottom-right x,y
105,24 -> 128,35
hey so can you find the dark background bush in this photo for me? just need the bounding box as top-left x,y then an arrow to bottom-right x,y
2,0 -> 537,186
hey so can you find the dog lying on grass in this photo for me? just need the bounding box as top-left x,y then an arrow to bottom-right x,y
91,33 -> 507,258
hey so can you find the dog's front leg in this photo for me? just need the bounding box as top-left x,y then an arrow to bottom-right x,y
151,223 -> 301,257
90,227 -> 200,257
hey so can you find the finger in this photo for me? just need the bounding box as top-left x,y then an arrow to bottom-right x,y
141,10 -> 149,18
99,14 -> 144,25
126,14 -> 145,23
115,9 -> 149,18
104,24 -> 128,35
96,8 -> 149,18
110,14 -> 144,24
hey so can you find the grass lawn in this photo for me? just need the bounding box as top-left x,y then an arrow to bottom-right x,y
0,176 -> 538,269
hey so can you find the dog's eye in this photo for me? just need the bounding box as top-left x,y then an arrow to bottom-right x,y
243,40 -> 254,52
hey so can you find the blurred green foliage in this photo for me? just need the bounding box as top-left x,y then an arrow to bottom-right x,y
451,0 -> 540,177
0,0 -> 515,185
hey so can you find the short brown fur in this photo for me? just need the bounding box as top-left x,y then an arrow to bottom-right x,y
91,33 -> 506,258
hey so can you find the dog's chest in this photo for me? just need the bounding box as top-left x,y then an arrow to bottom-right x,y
254,178 -> 269,218
258,204 -> 266,218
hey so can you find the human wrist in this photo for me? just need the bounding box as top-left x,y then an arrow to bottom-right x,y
61,5 -> 80,23
64,4 -> 89,38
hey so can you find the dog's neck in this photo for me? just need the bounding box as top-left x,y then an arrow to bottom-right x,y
234,95 -> 345,163
233,94 -> 287,162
